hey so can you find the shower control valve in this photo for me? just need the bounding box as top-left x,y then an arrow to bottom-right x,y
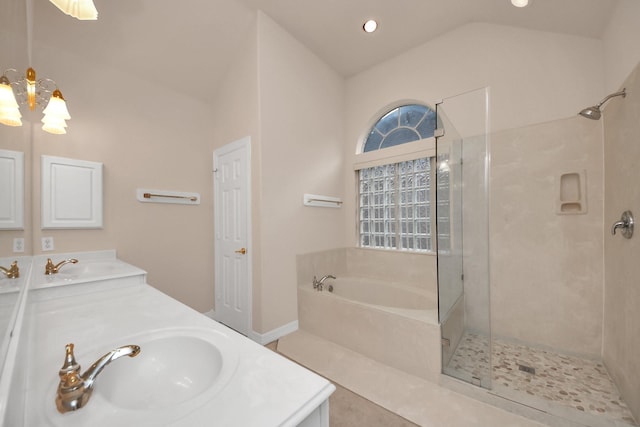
611,210 -> 634,239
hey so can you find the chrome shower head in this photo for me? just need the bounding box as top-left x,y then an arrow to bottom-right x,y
579,106 -> 601,120
579,88 -> 626,120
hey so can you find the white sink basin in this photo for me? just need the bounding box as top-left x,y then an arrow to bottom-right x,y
54,260 -> 125,278
97,333 -> 227,410
44,328 -> 239,426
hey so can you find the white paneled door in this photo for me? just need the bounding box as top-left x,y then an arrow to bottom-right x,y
213,137 -> 251,336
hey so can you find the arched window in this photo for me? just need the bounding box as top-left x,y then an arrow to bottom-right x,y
363,104 -> 436,152
357,103 -> 437,252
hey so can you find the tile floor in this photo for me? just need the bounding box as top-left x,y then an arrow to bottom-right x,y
447,332 -> 638,426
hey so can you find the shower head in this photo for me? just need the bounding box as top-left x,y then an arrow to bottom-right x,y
579,88 -> 626,120
579,106 -> 602,120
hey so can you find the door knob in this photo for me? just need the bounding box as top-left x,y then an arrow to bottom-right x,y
235,248 -> 247,255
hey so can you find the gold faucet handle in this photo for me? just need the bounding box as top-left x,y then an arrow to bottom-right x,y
0,261 -> 20,279
59,370 -> 82,389
9,261 -> 19,278
59,343 -> 81,378
45,258 -> 55,275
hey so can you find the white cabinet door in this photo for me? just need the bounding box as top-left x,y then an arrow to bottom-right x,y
0,149 -> 24,230
41,155 -> 103,229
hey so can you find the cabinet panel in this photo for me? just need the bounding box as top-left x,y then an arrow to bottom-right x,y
0,149 -> 24,230
41,155 -> 103,229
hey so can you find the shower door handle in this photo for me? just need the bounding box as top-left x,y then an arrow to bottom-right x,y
611,211 -> 634,239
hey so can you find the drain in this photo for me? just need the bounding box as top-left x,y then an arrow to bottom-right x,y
519,364 -> 536,375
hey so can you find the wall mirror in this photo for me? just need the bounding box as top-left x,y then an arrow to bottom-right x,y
0,0 -> 30,381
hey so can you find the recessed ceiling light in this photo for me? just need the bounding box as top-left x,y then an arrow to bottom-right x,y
511,0 -> 529,7
363,19 -> 378,33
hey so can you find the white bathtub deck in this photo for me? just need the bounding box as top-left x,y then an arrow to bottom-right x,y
278,329 -> 552,427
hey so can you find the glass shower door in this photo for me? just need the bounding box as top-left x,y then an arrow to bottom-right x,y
436,87 -> 491,389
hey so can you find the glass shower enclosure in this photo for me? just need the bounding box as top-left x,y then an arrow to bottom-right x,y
435,88 -> 491,389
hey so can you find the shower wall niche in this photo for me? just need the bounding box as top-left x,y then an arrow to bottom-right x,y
557,170 -> 587,214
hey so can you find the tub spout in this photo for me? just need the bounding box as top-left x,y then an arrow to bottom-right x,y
56,343 -> 140,413
313,274 -> 336,291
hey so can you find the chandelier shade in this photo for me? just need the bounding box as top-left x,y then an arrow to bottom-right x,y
41,90 -> 71,134
0,76 -> 23,127
49,0 -> 98,20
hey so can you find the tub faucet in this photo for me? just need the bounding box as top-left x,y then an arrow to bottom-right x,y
313,274 -> 336,291
45,258 -> 78,275
0,261 -> 19,279
56,342 -> 141,413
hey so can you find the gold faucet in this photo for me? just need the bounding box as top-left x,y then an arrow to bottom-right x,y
0,261 -> 19,279
45,258 -> 78,275
56,343 -> 141,413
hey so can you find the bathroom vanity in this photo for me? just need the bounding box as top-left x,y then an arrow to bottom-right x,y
0,251 -> 334,426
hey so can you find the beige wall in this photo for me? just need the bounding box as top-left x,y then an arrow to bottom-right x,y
603,62 -> 640,421
603,0 -> 640,94
256,13 -> 346,333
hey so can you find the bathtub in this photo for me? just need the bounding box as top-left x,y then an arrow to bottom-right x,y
298,277 -> 442,382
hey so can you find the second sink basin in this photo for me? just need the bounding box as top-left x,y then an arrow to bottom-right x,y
32,259 -> 146,290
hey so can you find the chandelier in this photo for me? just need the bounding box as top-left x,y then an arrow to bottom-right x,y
0,68 -> 71,135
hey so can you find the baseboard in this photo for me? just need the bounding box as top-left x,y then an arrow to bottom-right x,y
201,310 -> 298,345
249,320 -> 299,345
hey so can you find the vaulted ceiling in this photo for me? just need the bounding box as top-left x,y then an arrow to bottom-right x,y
29,0 -> 618,103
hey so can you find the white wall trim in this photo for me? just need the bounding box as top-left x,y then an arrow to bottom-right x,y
249,320 -> 299,345
201,311 -> 298,346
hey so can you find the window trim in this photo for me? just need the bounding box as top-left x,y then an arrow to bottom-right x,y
353,137 -> 436,171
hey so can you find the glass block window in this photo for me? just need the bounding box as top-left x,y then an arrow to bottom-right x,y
363,104 -> 436,152
359,157 -> 432,251
436,154 -> 451,253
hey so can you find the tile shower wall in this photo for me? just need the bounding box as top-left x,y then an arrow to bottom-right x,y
490,116 -> 604,357
603,61 -> 640,422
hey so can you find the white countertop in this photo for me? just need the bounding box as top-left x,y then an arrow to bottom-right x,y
23,279 -> 334,426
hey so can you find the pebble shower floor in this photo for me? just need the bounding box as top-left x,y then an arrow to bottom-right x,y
447,332 -> 638,426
